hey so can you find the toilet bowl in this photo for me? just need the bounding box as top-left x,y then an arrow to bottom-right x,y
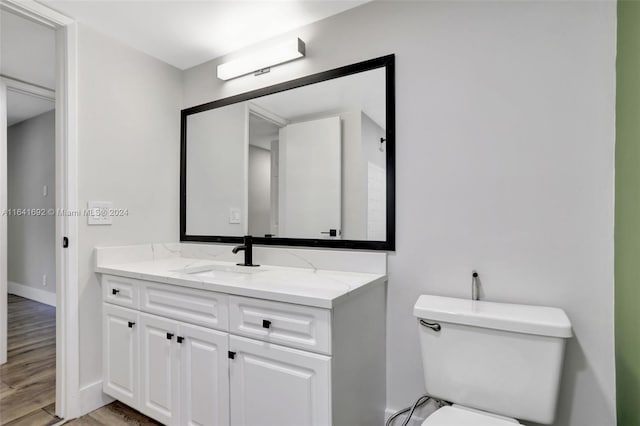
414,295 -> 572,425
422,405 -> 520,426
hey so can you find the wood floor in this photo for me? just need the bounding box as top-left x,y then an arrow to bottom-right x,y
0,295 -> 158,426
65,401 -> 161,426
0,294 -> 58,426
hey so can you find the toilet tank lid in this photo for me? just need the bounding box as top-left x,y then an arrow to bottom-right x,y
414,295 -> 572,338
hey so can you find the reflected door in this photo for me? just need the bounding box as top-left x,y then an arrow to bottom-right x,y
278,116 -> 341,239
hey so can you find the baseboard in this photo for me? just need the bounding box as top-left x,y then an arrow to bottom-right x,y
8,281 -> 56,307
385,407 -> 428,426
78,380 -> 113,416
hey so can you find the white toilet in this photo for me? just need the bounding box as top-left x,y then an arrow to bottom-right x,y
413,295 -> 572,425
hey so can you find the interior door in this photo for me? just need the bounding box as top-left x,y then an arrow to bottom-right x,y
102,304 -> 139,408
179,322 -> 230,426
229,335 -> 331,426
139,312 -> 180,426
278,116 -> 341,239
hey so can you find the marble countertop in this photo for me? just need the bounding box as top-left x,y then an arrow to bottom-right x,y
96,256 -> 387,309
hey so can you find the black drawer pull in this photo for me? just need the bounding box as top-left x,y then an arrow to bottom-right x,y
177,336 -> 184,344
228,351 -> 236,359
262,320 -> 271,329
128,321 -> 135,328
166,333 -> 174,340
112,289 -> 120,295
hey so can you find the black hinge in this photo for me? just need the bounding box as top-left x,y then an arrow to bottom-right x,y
228,351 -> 236,359
62,237 -> 69,248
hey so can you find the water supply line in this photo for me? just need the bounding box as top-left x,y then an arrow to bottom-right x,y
386,395 -> 432,426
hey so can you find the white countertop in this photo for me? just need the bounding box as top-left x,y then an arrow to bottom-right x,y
96,256 -> 387,309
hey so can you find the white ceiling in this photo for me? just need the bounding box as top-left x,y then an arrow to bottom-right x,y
7,90 -> 55,126
41,0 -> 368,70
249,113 -> 279,150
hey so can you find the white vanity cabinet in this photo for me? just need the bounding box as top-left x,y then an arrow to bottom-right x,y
101,273 -> 386,426
137,312 -> 230,426
229,335 -> 331,426
103,303 -> 139,408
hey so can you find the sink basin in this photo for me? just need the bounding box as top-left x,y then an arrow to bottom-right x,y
177,263 -> 264,276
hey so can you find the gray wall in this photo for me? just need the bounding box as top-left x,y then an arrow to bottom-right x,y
7,110 -> 55,293
76,24 -> 183,387
182,2 -> 616,425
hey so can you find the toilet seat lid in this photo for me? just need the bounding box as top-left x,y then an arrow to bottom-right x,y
422,405 -> 521,426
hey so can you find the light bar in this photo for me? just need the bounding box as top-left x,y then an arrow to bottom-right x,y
217,37 -> 306,81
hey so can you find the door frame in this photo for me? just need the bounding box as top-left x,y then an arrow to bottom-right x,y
0,0 -> 79,419
245,103 -> 287,237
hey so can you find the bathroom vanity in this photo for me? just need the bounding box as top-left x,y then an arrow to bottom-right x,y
97,55 -> 394,426
96,244 -> 387,426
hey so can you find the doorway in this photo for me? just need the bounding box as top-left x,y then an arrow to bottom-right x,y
0,8 -> 58,424
1,84 -> 57,424
0,0 -> 79,420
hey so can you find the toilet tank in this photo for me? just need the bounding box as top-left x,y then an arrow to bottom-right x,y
414,295 -> 572,425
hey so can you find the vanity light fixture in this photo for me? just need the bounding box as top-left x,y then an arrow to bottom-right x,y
217,37 -> 306,81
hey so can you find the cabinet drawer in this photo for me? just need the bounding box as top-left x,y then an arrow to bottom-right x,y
140,281 -> 229,331
229,296 -> 331,355
103,275 -> 139,309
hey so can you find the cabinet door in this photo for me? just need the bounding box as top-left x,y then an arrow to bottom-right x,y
103,304 -> 139,408
139,313 -> 180,425
179,323 -> 230,426
229,335 -> 331,426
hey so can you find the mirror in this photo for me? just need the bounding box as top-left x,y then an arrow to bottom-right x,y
181,55 -> 395,250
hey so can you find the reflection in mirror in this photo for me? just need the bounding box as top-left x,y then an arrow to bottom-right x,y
182,56 -> 393,249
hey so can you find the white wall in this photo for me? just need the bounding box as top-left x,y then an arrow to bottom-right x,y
182,2 -> 616,425
7,110 -> 55,294
76,24 -> 182,389
248,145 -> 271,236
361,112 -> 386,241
186,103 -> 246,236
340,110 -> 366,240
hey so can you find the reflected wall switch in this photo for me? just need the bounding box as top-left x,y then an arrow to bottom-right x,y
88,201 -> 113,225
229,208 -> 241,224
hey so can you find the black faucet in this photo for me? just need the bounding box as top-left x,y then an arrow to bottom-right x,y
232,235 -> 259,267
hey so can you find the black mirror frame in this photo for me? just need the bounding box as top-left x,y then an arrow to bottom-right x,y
180,54 -> 395,251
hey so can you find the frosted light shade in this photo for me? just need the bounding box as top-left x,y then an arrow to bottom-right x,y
217,38 -> 306,81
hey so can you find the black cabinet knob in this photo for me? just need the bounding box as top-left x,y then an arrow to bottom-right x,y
166,333 -> 174,340
262,320 -> 271,329
128,321 -> 135,328
228,351 -> 236,359
112,289 -> 120,295
177,336 -> 184,344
